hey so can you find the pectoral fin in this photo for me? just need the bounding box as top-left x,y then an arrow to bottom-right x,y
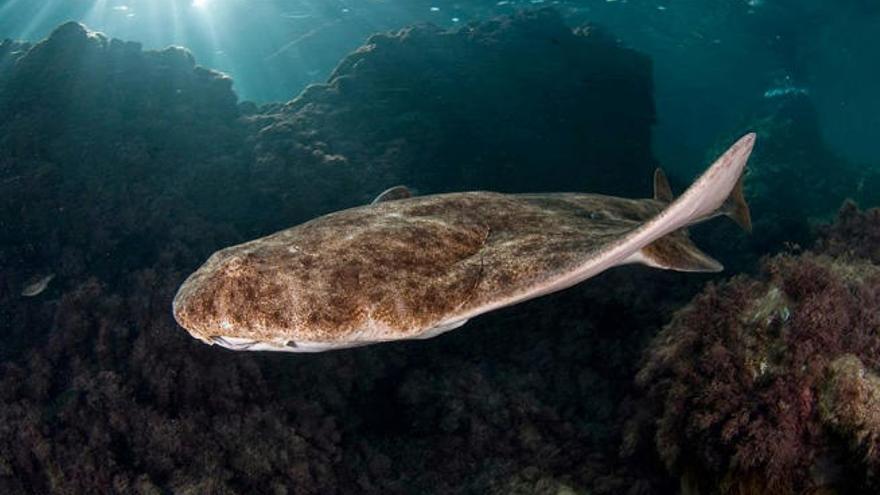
628,230 -> 723,273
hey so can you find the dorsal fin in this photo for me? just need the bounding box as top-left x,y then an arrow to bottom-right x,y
371,185 -> 413,204
721,174 -> 752,232
653,168 -> 674,202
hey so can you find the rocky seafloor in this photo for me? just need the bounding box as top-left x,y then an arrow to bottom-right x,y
1,8 -> 878,495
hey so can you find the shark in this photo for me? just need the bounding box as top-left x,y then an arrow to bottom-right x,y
173,133 -> 756,352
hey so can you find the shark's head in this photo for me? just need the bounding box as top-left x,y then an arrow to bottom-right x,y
172,199 -> 490,354
172,242 -> 387,353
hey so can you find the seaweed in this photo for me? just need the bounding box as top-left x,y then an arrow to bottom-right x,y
630,205 -> 880,494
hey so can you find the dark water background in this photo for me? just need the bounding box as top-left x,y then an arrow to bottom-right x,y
1,1 -> 880,494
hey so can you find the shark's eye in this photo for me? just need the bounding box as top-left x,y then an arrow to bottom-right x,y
285,341 -> 298,348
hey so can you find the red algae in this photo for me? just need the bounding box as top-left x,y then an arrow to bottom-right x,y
629,204 -> 880,494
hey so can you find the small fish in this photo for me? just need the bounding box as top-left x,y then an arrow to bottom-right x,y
280,12 -> 313,20
21,273 -> 55,297
763,86 -> 809,99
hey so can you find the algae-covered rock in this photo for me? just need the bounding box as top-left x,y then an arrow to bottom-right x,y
691,94 -> 880,275
0,22 -> 250,359
629,205 -> 880,494
0,39 -> 30,79
820,355 -> 880,475
744,95 -> 866,226
250,8 -> 657,228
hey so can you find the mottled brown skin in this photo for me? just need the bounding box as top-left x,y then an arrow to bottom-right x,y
174,133 -> 755,351
172,192 -> 669,346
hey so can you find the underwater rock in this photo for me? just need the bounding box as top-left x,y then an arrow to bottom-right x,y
0,39 -> 30,79
745,95 -> 867,224
250,8 -> 657,227
688,93 -> 880,274
628,204 -> 880,494
0,21 -> 250,360
743,95 -> 880,251
0,21 -> 249,269
815,201 -> 880,264
0,274 -> 352,494
819,354 -> 880,475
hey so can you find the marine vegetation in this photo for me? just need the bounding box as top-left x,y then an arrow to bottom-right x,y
627,202 -> 880,494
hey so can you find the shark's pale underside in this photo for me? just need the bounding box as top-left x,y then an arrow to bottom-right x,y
173,133 -> 756,352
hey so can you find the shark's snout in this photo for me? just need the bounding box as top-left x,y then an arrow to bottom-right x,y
172,248 -> 313,349
171,269 -> 214,344
172,250 -> 246,343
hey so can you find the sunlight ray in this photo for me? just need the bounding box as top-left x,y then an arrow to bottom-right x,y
18,0 -> 63,40
81,0 -> 110,34
0,0 -> 24,19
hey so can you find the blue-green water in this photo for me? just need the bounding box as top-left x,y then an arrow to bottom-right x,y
2,0 -> 878,165
1,1 -> 879,493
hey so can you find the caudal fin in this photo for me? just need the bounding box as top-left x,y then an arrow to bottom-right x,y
444,133 -> 757,319
721,174 -> 752,232
653,164 -> 751,232
584,133 -> 755,277
652,132 -> 755,233
634,139 -> 753,272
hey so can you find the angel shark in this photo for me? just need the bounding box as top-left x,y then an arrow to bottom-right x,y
173,133 -> 756,352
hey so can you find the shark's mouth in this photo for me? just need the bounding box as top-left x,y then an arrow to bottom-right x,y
209,318 -> 471,353
210,335 -> 371,353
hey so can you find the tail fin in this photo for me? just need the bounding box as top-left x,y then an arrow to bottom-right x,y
624,133 -> 755,273
570,133 -> 755,280
636,141 -> 752,272
653,164 -> 751,233
650,132 -> 755,233
721,174 -> 752,232
443,134 -> 757,320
